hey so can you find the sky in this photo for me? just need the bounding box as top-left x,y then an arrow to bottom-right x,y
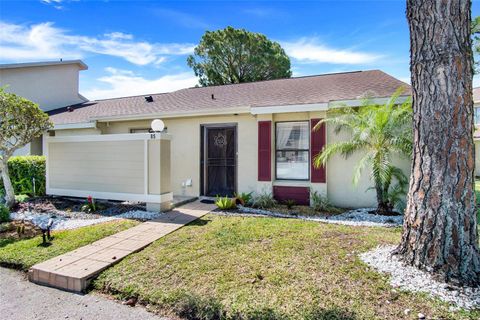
0,0 -> 479,100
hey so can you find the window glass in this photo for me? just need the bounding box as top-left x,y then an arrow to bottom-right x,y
275,122 -> 309,180
475,107 -> 480,125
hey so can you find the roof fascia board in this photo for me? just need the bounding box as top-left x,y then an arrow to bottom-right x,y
90,107 -> 251,123
53,121 -> 97,130
329,95 -> 410,108
250,103 -> 329,115
0,60 -> 88,70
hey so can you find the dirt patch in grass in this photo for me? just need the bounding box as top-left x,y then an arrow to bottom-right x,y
0,220 -> 42,240
94,215 -> 479,320
0,220 -> 139,270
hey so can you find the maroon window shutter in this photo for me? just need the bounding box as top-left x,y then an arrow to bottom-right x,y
311,119 -> 326,183
258,121 -> 271,181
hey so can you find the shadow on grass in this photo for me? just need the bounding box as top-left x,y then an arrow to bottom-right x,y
186,218 -> 211,227
161,292 -> 358,320
0,238 -> 17,248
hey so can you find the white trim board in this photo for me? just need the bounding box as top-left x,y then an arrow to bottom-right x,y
251,103 -> 328,115
91,107 -> 251,122
53,122 -> 97,130
47,188 -> 173,204
329,95 -> 410,108
46,132 -> 171,143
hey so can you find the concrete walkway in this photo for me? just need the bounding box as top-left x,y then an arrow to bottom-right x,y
29,201 -> 215,292
1,267 -> 167,320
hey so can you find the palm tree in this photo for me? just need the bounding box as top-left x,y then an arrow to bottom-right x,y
313,88 -> 412,215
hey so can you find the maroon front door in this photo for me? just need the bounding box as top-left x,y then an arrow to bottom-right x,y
204,126 -> 236,197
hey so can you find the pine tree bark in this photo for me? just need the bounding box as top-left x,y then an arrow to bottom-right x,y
396,0 -> 480,287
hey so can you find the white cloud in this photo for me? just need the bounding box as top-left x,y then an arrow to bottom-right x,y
0,21 -> 195,65
282,38 -> 381,65
83,68 -> 198,100
41,0 -> 64,10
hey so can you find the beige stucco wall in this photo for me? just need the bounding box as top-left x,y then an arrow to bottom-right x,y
52,111 -> 413,209
148,139 -> 172,195
326,125 -> 411,208
99,114 -> 258,197
48,140 -> 145,194
0,64 -> 86,111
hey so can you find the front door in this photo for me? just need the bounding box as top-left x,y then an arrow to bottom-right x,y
202,125 -> 236,197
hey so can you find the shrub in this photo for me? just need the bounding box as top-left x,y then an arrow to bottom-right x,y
15,194 -> 29,203
234,192 -> 253,206
0,156 -> 46,197
0,204 -> 10,223
284,199 -> 296,210
251,192 -> 276,209
310,191 -> 337,213
215,196 -> 237,210
81,196 -> 98,213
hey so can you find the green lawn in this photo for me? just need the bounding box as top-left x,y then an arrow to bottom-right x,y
0,220 -> 139,270
94,215 -> 479,320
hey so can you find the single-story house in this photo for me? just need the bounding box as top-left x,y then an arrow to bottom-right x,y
45,69 -> 412,211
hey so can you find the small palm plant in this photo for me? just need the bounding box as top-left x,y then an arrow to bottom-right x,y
313,88 -> 412,215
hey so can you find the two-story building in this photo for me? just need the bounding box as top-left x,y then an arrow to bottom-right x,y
0,60 -> 88,155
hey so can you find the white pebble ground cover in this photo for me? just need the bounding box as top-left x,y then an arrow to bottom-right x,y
360,245 -> 480,310
236,206 -> 403,227
10,210 -> 163,230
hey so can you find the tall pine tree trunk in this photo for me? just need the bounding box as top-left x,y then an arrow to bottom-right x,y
396,0 -> 480,287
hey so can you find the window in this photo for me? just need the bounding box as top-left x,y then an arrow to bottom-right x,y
475,107 -> 480,125
275,121 -> 309,180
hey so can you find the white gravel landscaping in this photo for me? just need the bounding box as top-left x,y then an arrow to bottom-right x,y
360,245 -> 480,310
235,206 -> 403,227
10,210 -> 163,231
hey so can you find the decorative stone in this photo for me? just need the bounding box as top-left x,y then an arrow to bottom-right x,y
360,245 -> 480,310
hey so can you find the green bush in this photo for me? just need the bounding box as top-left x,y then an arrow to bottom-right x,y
15,194 -> 30,203
215,196 -> 237,210
234,191 -> 253,206
310,191 -> 338,213
0,204 -> 10,223
251,192 -> 277,209
0,156 -> 46,197
284,199 -> 296,210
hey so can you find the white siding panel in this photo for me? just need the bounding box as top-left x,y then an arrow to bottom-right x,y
49,140 -> 145,194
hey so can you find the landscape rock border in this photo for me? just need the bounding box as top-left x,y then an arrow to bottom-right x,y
233,206 -> 403,227
360,245 -> 480,310
10,210 -> 163,230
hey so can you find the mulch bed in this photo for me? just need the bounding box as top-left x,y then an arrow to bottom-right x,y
13,196 -> 145,219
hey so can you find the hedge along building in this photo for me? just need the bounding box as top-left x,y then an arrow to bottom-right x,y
46,69 -> 411,210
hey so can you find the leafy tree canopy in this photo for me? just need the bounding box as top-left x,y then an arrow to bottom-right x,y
0,88 -> 52,207
187,26 -> 292,86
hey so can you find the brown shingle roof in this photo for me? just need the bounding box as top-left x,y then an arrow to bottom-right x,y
49,70 -> 410,125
